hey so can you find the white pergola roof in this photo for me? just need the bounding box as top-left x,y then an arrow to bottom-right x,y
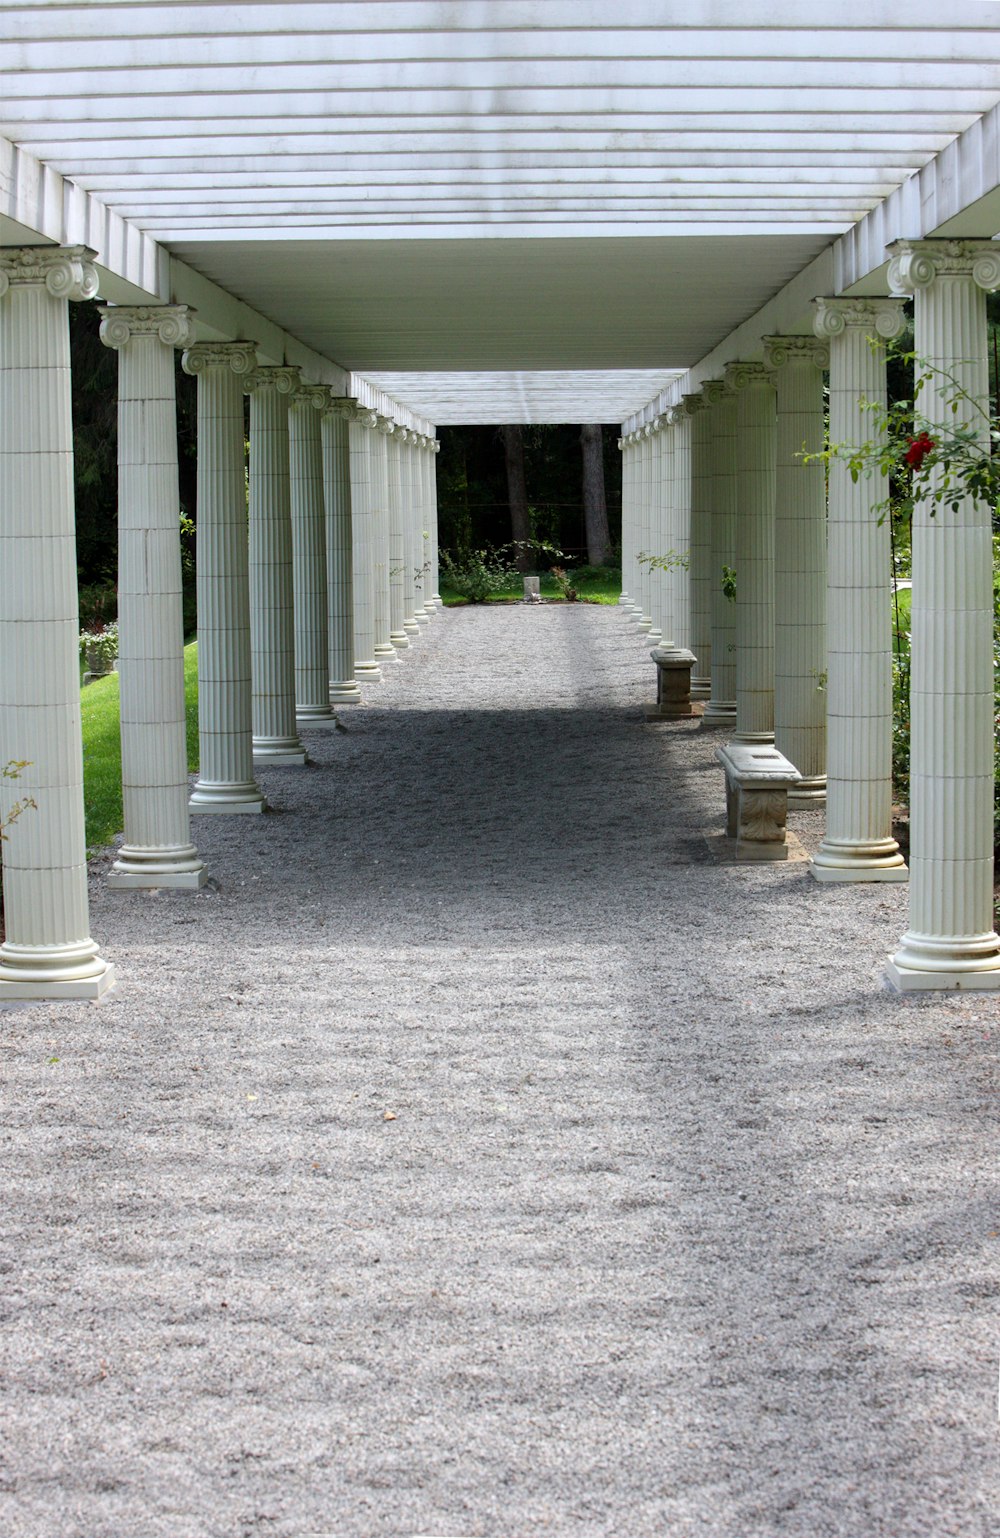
4,1 -> 1000,424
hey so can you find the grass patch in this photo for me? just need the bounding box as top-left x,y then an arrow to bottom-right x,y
441,565 -> 622,606
81,642 -> 199,853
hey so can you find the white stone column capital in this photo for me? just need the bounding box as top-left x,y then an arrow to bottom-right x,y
375,413 -> 395,435
245,364 -> 301,397
98,304 -> 196,351
0,244 -> 99,302
812,296 -> 907,341
724,359 -> 774,394
292,381 -> 330,412
701,376 -> 731,406
886,237 -> 1000,295
680,391 -> 708,416
762,334 -> 829,372
182,339 -> 258,378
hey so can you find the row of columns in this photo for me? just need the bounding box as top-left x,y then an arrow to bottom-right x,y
619,240 -> 1000,992
0,246 -> 442,999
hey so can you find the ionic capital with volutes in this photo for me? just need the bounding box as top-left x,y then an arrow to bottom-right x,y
98,304 -> 196,351
701,377 -> 730,406
681,392 -> 708,417
291,381 -> 330,412
0,244 -> 99,302
724,359 -> 774,394
762,334 -> 829,372
886,237 -> 1000,295
182,340 -> 258,378
244,364 -> 300,397
812,297 -> 907,341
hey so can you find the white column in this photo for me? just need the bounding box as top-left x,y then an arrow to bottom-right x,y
634,425 -> 654,632
246,367 -> 307,764
726,361 -> 777,745
349,407 -> 382,679
429,436 -> 444,609
289,384 -> 334,723
99,304 -> 207,888
410,434 -> 431,624
669,403 -> 693,652
320,395 -> 362,704
182,341 -> 265,814
764,335 -> 829,805
885,239 -> 1000,989
0,245 -> 115,999
618,434 -> 633,608
811,297 -> 908,882
702,380 -> 737,728
371,417 -> 397,661
684,392 -> 713,698
646,420 -> 665,645
399,431 -> 422,637
387,424 -> 410,650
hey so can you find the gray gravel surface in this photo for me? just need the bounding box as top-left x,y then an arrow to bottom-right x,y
1,603 -> 998,1538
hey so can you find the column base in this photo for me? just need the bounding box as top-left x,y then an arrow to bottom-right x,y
253,741 -> 308,766
402,619 -> 420,636
788,776 -> 827,809
374,643 -> 398,662
810,842 -> 908,883
108,845 -> 207,889
886,957 -> 1000,992
296,703 -> 334,723
644,703 -> 695,720
647,628 -> 663,646
0,940 -> 116,1000
390,630 -> 411,650
330,680 -> 363,704
189,781 -> 266,815
691,677 -> 712,700
700,702 -> 737,730
412,608 -> 431,625
733,730 -> 776,746
355,661 -> 384,682
432,595 -> 444,609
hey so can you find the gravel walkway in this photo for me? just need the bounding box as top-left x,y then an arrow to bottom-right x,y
1,604 -> 998,1538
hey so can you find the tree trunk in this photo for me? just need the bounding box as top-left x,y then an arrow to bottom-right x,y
580,423 -> 611,565
501,424 -> 532,572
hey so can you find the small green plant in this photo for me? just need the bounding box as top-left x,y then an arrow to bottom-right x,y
439,545 -> 522,603
721,565 -> 737,602
637,549 -> 690,574
549,565 -> 578,601
1,761 -> 37,842
79,621 -> 119,674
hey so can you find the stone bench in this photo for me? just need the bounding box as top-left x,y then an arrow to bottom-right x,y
715,743 -> 802,861
645,645 -> 696,719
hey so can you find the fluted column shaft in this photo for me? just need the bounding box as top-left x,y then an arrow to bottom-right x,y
371,420 -> 396,659
350,410 -> 381,679
0,246 -> 115,998
321,400 -> 362,703
764,336 -> 829,804
100,305 -> 207,887
885,240 -> 1000,988
247,369 -> 307,763
183,343 -> 265,814
685,394 -> 713,697
387,427 -> 410,649
400,433 -> 422,634
289,388 -> 333,722
670,406 -> 692,651
702,382 -> 737,727
646,424 -> 666,644
428,437 -> 444,609
810,298 -> 907,881
618,436 -> 633,608
635,428 -> 654,631
727,362 -> 777,744
410,435 -> 431,624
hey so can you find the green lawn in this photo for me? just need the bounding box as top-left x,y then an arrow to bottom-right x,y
81,642 -> 199,853
441,565 -> 622,606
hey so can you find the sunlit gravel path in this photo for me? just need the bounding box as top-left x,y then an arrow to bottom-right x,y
1,604 -> 997,1538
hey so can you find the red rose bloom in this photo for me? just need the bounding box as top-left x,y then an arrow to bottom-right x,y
905,431 -> 935,469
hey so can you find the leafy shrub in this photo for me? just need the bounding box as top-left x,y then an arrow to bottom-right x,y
439,544 -> 523,603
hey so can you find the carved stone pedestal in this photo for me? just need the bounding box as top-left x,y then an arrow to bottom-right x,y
716,743 -> 801,861
645,646 -> 696,719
